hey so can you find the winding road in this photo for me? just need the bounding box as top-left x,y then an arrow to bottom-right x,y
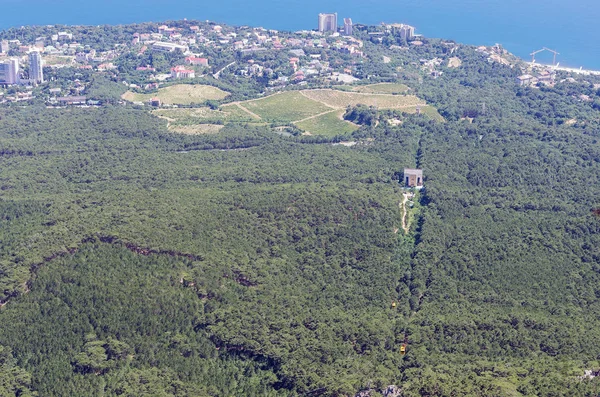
213,61 -> 236,79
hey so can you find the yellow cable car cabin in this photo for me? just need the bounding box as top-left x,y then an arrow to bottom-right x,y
391,302 -> 397,308
400,344 -> 407,355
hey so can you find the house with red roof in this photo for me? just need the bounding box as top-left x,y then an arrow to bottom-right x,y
186,56 -> 209,67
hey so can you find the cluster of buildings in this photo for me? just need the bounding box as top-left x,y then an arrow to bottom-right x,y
0,51 -> 44,85
170,65 -> 195,79
516,69 -> 556,87
235,32 -> 364,87
420,57 -> 444,78
383,23 -> 416,41
2,32 -> 110,58
151,41 -> 189,53
475,44 -> 511,67
366,23 -> 417,46
0,17 -> 421,102
1,30 -> 122,74
317,13 -> 354,36
124,21 -> 368,88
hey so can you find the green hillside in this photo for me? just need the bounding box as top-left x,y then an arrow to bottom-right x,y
2,23 -> 600,397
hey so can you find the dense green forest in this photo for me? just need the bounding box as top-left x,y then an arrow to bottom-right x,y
3,22 -> 600,397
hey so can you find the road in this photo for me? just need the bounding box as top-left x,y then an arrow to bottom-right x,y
213,61 -> 235,79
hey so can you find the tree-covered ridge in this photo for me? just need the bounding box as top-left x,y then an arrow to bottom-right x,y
0,105 -> 420,395
0,242 -> 292,396
2,19 -> 600,397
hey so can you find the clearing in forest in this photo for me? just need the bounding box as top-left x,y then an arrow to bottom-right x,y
153,106 -> 257,124
295,110 -> 359,136
122,84 -> 230,105
300,89 -> 422,109
168,124 -> 225,135
157,89 -> 443,135
43,55 -> 75,67
352,83 -> 409,94
448,57 -> 462,68
236,91 -> 332,122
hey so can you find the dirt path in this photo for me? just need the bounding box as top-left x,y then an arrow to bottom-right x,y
301,88 -> 427,99
224,92 -> 282,108
400,193 -> 411,234
293,109 -> 338,124
153,114 -> 176,122
153,113 -> 174,129
300,89 -> 426,111
298,90 -> 337,109
234,103 -> 262,120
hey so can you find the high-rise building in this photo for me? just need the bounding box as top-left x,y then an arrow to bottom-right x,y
0,40 -> 8,54
318,13 -> 338,33
398,24 -> 415,41
29,51 -> 44,84
0,58 -> 19,84
386,23 -> 416,41
343,18 -> 353,35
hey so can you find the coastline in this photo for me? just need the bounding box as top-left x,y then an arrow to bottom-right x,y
2,0 -> 600,71
526,62 -> 600,76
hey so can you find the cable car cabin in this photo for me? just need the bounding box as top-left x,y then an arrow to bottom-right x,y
400,344 -> 407,355
391,302 -> 397,308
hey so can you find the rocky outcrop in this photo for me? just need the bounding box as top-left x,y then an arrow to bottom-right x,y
355,385 -> 401,397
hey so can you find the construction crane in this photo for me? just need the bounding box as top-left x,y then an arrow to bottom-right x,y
530,47 -> 560,65
530,49 -> 545,63
543,47 -> 560,66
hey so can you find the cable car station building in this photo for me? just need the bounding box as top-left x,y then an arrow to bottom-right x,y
403,168 -> 423,188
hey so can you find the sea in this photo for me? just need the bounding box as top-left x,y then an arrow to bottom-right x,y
1,0 -> 600,69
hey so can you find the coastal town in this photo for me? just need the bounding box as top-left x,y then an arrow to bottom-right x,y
0,12 -> 596,110
0,14 -> 373,104
0,13 -> 505,107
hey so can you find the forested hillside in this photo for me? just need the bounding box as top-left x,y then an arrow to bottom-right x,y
2,24 -> 600,397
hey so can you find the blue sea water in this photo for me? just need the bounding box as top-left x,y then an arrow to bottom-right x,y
1,0 -> 600,69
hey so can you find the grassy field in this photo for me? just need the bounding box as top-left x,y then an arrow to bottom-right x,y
241,92 -> 332,122
301,89 -> 423,109
295,110 -> 359,136
153,105 -> 256,125
43,56 -> 75,66
155,88 -> 442,135
419,105 -> 445,122
352,83 -> 409,94
168,124 -> 225,134
122,84 -> 229,105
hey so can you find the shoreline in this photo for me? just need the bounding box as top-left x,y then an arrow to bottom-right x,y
526,62 -> 600,76
2,16 -> 600,72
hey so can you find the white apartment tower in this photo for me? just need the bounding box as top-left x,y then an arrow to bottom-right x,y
344,18 -> 353,35
29,51 -> 44,84
0,58 -> 19,84
318,13 -> 338,33
399,25 -> 415,41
